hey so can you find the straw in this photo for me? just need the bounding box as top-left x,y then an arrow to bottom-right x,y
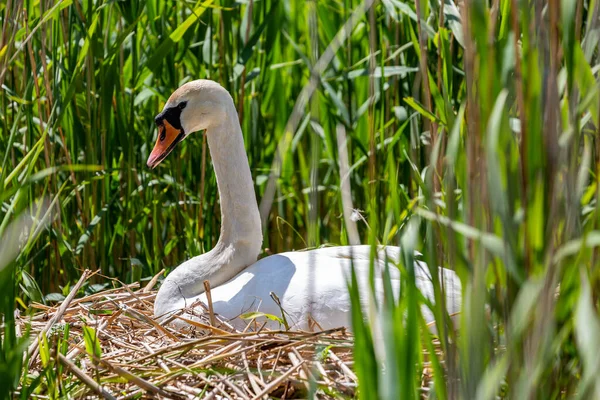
16,281 -> 401,399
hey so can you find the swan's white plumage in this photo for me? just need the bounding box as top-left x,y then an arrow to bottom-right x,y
150,80 -> 461,331
192,246 -> 460,330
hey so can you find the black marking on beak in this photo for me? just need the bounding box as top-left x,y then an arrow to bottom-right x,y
154,101 -> 187,130
148,101 -> 188,169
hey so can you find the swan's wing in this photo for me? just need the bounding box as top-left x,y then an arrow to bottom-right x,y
203,251 -> 381,329
281,246 -> 461,324
204,246 -> 460,331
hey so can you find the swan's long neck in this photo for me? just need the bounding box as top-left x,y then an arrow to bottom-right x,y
154,98 -> 262,318
207,107 -> 262,254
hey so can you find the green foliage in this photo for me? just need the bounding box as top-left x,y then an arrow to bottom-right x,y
0,204 -> 51,398
0,261 -> 26,398
1,0 -> 600,398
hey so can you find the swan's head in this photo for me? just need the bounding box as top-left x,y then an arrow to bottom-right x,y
147,79 -> 233,169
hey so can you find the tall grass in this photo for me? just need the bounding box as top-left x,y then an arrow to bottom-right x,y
1,0 -> 600,397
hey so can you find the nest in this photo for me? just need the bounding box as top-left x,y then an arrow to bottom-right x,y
17,270 -> 438,399
16,270 -> 358,399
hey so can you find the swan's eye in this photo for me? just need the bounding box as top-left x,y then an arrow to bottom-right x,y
178,101 -> 187,110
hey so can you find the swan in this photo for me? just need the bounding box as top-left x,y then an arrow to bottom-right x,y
147,79 -> 461,331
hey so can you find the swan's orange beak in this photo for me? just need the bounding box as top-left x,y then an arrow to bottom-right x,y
147,120 -> 185,169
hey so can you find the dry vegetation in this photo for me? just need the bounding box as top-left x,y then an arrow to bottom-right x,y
20,271 -> 416,399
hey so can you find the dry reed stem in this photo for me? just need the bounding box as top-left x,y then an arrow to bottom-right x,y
57,353 -> 117,400
203,279 -> 217,326
144,269 -> 165,293
27,269 -> 92,365
251,362 -> 304,400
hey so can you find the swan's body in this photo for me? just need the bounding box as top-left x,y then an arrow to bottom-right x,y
156,245 -> 460,330
148,80 -> 461,331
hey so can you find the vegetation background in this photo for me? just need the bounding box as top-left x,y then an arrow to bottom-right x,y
1,0 -> 600,398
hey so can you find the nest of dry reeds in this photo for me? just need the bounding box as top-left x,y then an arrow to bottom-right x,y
18,269 -> 438,399
17,270 -> 359,399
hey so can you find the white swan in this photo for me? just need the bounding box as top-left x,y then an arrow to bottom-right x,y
147,79 -> 461,331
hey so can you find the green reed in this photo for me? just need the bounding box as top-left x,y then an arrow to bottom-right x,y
1,0 -> 600,397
